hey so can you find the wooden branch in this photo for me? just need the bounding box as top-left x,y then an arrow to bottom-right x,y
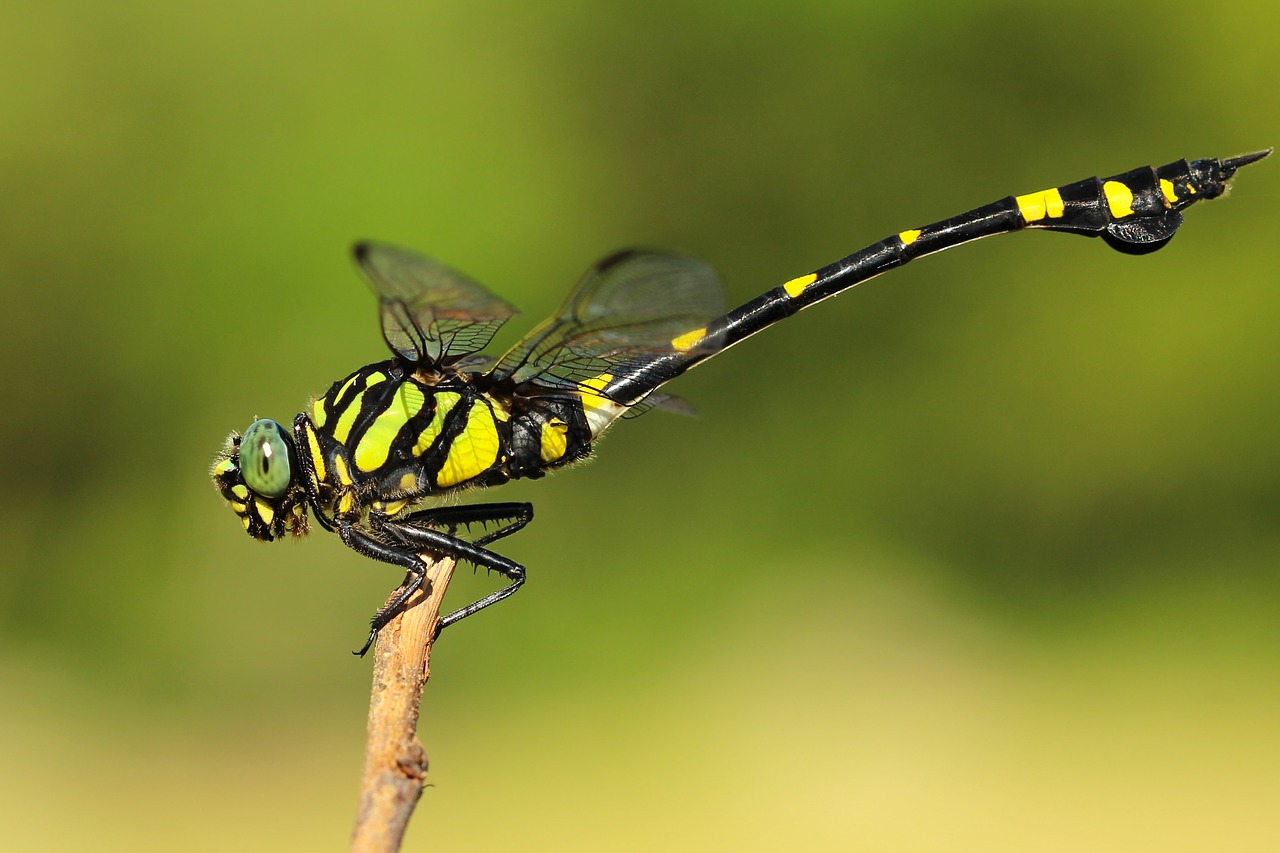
350,553 -> 457,853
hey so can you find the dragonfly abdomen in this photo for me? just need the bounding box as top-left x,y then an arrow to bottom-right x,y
599,152 -> 1269,408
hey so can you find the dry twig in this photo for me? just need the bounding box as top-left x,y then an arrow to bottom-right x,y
350,554 -> 456,853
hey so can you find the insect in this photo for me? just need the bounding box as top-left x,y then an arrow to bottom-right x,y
213,150 -> 1269,655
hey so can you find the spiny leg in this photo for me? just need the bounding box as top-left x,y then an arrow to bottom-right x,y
394,501 -> 533,547
380,507 -> 530,635
338,523 -> 435,656
338,503 -> 534,654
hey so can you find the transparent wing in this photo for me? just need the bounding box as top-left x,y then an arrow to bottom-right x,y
354,242 -> 518,365
489,250 -> 725,401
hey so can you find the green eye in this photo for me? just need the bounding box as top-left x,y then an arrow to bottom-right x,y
240,419 -> 293,498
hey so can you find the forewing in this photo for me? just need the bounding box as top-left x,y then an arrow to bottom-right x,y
354,242 -> 518,365
490,250 -> 725,398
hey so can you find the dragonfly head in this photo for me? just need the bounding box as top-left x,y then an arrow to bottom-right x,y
211,419 -> 310,541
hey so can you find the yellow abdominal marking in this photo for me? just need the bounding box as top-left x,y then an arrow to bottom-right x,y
578,372 -> 625,437
437,401 -> 500,487
783,273 -> 817,298
1103,180 -> 1134,218
1015,188 -> 1065,223
1160,178 -> 1178,205
540,418 -> 569,463
671,327 -> 706,352
578,373 -> 616,411
899,229 -> 921,246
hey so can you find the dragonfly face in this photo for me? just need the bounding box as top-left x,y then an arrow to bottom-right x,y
211,151 -> 1268,654
212,418 -> 310,542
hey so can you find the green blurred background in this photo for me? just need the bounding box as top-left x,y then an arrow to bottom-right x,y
2,1 -> 1277,849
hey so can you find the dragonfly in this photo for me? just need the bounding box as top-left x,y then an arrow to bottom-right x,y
212,149 -> 1269,655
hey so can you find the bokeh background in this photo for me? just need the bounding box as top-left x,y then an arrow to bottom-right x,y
2,1 -> 1277,850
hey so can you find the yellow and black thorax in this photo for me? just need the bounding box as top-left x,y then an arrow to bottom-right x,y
299,360 -> 596,523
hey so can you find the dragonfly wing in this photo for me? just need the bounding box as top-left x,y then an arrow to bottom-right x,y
354,242 -> 518,365
490,250 -> 725,405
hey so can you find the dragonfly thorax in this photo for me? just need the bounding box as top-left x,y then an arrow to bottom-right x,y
299,361 -> 599,522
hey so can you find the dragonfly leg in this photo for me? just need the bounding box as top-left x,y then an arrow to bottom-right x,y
339,503 -> 533,654
338,523 -> 432,656
392,501 -> 533,547
379,512 -> 528,637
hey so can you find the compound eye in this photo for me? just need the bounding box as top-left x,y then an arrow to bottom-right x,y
240,419 -> 292,498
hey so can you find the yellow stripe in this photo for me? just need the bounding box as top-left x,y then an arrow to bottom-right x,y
365,371 -> 386,388
413,392 -> 461,457
311,397 -> 327,427
1160,178 -> 1177,205
539,417 -> 569,464
899,229 -> 921,246
304,423 -> 327,484
255,500 -> 275,527
229,501 -> 247,514
1015,187 -> 1065,223
438,400 -> 500,488
378,499 -> 409,517
489,396 -> 511,422
332,453 -> 353,487
783,273 -> 817,298
1103,180 -> 1134,218
578,372 -> 626,436
231,484 -> 249,500
578,373 -> 615,412
670,327 -> 706,352
332,389 -> 365,445
336,374 -> 359,403
353,382 -> 428,472
337,491 -> 355,515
